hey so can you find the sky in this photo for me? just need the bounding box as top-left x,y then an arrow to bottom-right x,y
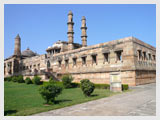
4,4 -> 156,59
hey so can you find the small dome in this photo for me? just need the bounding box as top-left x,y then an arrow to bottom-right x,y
21,48 -> 37,57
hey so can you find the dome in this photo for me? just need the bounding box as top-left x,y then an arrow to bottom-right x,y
21,48 -> 37,57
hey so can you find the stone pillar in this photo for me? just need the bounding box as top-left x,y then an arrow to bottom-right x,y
109,50 -> 117,64
6,62 -> 8,76
14,34 -> 21,57
67,11 -> 74,50
11,60 -> 14,75
81,16 -> 87,47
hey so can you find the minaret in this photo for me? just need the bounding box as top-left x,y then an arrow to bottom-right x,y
67,11 -> 74,50
81,16 -> 87,47
14,34 -> 21,56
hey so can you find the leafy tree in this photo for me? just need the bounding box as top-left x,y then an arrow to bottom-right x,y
80,79 -> 95,97
39,84 -> 63,104
61,74 -> 73,88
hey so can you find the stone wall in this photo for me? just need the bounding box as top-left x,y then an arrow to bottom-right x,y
50,37 -> 135,74
22,54 -> 46,73
4,36 -> 156,86
71,71 -> 136,86
44,37 -> 156,86
135,70 -> 156,85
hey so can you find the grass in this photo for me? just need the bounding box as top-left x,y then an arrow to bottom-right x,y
4,81 -> 122,116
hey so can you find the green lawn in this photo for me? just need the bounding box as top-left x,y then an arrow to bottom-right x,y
4,81 -> 118,116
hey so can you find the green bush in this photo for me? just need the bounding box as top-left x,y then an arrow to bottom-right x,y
54,81 -> 64,88
80,79 -> 95,97
12,76 -> 18,82
122,84 -> 129,91
25,77 -> 33,84
17,75 -> 25,83
94,84 -> 110,89
39,84 -> 63,104
71,82 -> 80,88
4,77 -> 7,81
4,77 -> 12,82
44,81 -> 63,87
61,74 -> 73,88
32,76 -> 42,85
49,77 -> 55,84
5,76 -> 25,83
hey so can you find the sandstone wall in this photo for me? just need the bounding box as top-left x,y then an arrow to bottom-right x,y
71,70 -> 136,86
135,70 -> 156,85
22,54 -> 46,72
4,36 -> 156,86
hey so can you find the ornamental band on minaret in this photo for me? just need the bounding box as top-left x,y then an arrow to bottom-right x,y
67,11 -> 74,50
14,34 -> 21,56
81,16 -> 87,47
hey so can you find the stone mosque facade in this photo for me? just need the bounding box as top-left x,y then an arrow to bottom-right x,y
4,11 -> 156,86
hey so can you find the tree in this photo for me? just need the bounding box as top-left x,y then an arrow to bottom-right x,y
80,79 -> 95,96
61,74 -> 73,88
39,84 -> 63,104
32,76 -> 42,85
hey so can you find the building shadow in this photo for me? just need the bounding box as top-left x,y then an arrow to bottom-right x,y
4,110 -> 17,116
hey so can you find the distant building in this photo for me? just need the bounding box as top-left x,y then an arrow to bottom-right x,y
4,11 -> 156,86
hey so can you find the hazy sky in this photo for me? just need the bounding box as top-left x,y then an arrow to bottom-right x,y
4,4 -> 156,58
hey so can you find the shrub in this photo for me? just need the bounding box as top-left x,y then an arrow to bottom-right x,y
49,77 -> 55,84
39,84 -> 63,104
122,84 -> 129,91
17,75 -> 25,83
44,81 -> 63,88
32,76 -> 42,85
4,77 -> 7,81
94,84 -> 110,89
25,77 -> 33,84
48,78 -> 64,88
71,82 -> 80,88
61,74 -> 73,88
4,77 -> 12,82
12,76 -> 18,82
54,81 -> 64,88
80,79 -> 95,97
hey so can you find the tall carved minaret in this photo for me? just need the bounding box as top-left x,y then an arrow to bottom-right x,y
67,11 -> 74,50
14,34 -> 21,56
81,16 -> 87,47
